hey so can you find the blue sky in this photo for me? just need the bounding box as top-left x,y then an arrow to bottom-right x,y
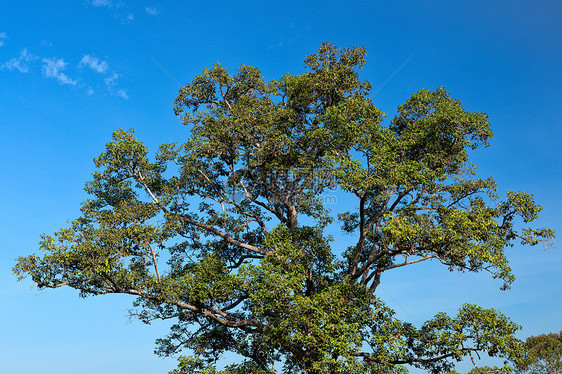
1,1 -> 560,373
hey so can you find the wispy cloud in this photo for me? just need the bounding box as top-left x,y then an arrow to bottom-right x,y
89,0 -> 126,9
104,72 -> 118,87
1,49 -> 38,73
87,1 -> 133,24
119,12 -> 134,24
78,54 -> 109,73
1,40 -> 127,98
0,32 -> 6,47
144,6 -> 160,16
104,72 -> 128,99
115,89 -> 128,99
90,0 -> 112,7
42,57 -> 78,85
79,54 -> 128,98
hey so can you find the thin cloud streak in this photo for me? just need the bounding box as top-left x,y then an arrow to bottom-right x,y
0,32 -> 6,47
373,52 -> 415,95
148,54 -> 181,87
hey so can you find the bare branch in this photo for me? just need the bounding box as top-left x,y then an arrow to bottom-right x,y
148,243 -> 161,282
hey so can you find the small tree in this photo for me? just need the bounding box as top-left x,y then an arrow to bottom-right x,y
14,43 -> 554,373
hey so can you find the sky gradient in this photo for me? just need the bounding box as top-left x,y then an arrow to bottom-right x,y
1,1 -> 561,373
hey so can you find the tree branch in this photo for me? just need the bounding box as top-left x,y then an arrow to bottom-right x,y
133,168 -> 268,256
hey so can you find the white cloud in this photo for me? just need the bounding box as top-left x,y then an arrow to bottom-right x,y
0,32 -> 6,47
91,0 -> 112,7
1,49 -> 38,73
78,54 -> 109,73
144,6 -> 160,15
42,57 -> 78,85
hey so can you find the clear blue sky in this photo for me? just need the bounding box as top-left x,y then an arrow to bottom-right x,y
1,1 -> 560,373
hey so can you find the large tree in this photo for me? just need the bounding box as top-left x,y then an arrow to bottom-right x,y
14,43 -> 554,373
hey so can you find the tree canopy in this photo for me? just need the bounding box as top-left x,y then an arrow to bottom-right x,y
14,43 -> 555,373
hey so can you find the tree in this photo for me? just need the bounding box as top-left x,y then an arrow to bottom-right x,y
14,43 -> 554,373
515,331 -> 562,374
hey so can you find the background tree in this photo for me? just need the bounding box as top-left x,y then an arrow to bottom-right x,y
515,331 -> 562,374
447,332 -> 562,374
447,366 -> 507,374
14,43 -> 554,373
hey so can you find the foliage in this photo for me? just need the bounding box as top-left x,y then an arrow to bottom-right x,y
515,331 -> 562,373
14,43 -> 555,373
